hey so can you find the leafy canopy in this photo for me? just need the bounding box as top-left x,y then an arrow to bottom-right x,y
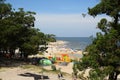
74,0 -> 120,80
0,0 -> 56,59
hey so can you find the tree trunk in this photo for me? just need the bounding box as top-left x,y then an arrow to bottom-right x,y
24,53 -> 28,59
114,14 -> 119,30
23,53 -> 28,61
109,72 -> 114,80
109,72 -> 118,80
10,49 -> 15,58
114,72 -> 119,80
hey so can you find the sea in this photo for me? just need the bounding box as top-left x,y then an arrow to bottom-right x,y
56,37 -> 92,51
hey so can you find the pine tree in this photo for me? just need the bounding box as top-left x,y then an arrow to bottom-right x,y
74,0 -> 120,80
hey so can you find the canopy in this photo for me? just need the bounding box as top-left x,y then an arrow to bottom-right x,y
39,59 -> 52,66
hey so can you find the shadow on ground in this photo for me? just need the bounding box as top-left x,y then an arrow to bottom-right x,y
0,58 -> 28,67
19,72 -> 49,80
0,56 -> 35,68
0,57 -> 47,68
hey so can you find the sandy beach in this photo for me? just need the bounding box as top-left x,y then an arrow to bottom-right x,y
41,40 -> 83,74
29,40 -> 83,74
0,67 -> 72,80
0,41 -> 120,80
44,40 -> 83,59
0,41 -> 83,80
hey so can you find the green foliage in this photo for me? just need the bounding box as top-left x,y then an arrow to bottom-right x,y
51,65 -> 56,71
45,34 -> 56,42
89,69 -> 105,80
74,0 -> 120,80
0,0 -> 56,59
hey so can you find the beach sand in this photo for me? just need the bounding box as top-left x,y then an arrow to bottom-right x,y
0,67 -> 72,80
1,41 -> 120,80
0,41 -> 84,80
41,40 -> 83,74
29,41 -> 83,74
44,40 -> 83,59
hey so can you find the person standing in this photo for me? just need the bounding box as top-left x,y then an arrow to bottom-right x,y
58,72 -> 63,80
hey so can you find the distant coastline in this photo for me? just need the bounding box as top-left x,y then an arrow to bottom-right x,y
55,37 -> 92,50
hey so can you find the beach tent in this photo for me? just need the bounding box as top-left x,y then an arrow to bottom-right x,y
39,59 -> 52,66
52,57 -> 56,62
61,54 -> 71,62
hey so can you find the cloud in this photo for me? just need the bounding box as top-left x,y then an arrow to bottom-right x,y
35,14 -> 111,37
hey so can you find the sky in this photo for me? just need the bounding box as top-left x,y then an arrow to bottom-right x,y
6,0 -> 108,37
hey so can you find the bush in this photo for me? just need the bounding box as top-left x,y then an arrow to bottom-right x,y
51,65 -> 56,71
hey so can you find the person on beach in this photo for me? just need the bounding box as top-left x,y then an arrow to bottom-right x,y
58,72 -> 63,80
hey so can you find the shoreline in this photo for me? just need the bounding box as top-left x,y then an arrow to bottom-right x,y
44,40 -> 83,59
29,40 -> 83,74
43,40 -> 83,74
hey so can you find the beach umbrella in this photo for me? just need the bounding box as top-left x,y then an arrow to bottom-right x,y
39,59 -> 52,66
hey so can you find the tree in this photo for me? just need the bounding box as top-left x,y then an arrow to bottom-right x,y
74,0 -> 120,80
0,0 -> 11,19
0,0 -> 37,58
45,34 -> 56,42
0,0 -> 56,59
0,0 -> 13,55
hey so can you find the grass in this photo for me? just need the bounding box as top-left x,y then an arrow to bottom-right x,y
0,64 -> 71,79
20,64 -> 42,72
20,64 -> 39,69
20,64 -> 70,76
0,67 -> 8,72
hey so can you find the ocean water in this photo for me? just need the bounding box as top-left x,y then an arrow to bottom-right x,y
56,37 -> 92,51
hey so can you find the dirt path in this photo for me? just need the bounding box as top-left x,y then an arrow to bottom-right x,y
0,67 -> 72,80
